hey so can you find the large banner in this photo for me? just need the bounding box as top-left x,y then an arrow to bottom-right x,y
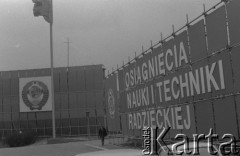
105,74 -> 120,131
105,0 -> 240,138
19,76 -> 52,112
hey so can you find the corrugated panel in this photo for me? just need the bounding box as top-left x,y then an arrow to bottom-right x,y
46,127 -> 52,136
54,68 -> 60,92
94,67 -> 104,90
10,71 -> 19,95
28,112 -> 36,120
85,68 -> 95,90
20,112 -> 28,120
77,92 -> 86,108
12,112 -> 19,121
4,121 -> 12,129
71,127 -> 78,135
95,92 -> 104,116
11,96 -> 19,112
55,93 -> 61,111
231,46 -> 240,93
2,78 -> 11,95
45,119 -> 52,128
20,120 -> 28,129
188,19 -> 207,62
70,118 -> 79,126
96,108 -> 104,116
60,93 -> 68,110
79,118 -> 87,126
36,112 -> 51,120
68,68 -> 77,91
89,117 -> 96,126
36,120 -> 45,128
59,68 -> 68,92
69,110 -> 80,118
83,108 -> 94,118
61,110 -> 69,119
3,96 -> 11,113
0,112 -> 4,126
56,118 -> 61,128
214,97 -> 238,137
37,129 -> 45,136
28,120 -> 37,129
90,126 -> 97,135
69,93 -> 77,109
78,109 -> 87,118
0,78 -> 3,96
96,116 -> 104,126
18,70 -> 28,77
55,110 -> 61,119
79,127 -> 87,135
195,101 -> 214,134
25,69 -> 37,77
86,92 -> 95,108
12,121 -> 20,129
0,97 -> 2,112
227,0 -> 240,45
33,68 -> 50,76
76,67 -> 86,91
206,5 -> 227,54
61,118 -> 70,135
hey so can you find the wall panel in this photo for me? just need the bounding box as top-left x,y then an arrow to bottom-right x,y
195,101 -> 214,134
76,67 -> 86,91
227,0 -> 240,45
214,97 -> 238,137
69,68 -> 77,91
206,5 -> 227,54
231,46 -> 240,93
188,19 -> 207,62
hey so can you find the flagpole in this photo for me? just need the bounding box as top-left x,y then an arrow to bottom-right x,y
50,0 -> 56,139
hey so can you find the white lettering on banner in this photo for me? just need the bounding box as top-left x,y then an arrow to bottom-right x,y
127,86 -> 151,109
126,60 -> 225,111
127,105 -> 191,130
124,41 -> 188,88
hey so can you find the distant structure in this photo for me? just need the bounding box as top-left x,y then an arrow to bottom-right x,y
0,64 -> 105,138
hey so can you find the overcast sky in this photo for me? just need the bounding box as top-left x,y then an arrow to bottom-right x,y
0,0 -> 220,72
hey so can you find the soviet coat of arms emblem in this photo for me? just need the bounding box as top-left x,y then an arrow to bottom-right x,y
22,81 -> 49,110
108,88 -> 115,119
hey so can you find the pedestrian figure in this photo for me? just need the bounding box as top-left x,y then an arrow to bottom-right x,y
98,126 -> 107,146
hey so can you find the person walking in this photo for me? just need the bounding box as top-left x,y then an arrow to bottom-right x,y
98,126 -> 107,146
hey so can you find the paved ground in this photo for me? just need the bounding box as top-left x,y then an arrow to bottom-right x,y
0,138 -> 143,156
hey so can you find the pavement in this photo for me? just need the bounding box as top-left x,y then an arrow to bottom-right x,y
0,138 -> 143,156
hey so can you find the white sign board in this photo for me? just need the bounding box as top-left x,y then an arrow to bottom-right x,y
19,76 -> 52,112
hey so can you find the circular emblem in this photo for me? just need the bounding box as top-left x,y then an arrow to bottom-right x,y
108,89 -> 115,119
22,81 -> 49,110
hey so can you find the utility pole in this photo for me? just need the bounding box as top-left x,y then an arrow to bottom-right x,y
64,37 -> 72,135
64,38 -> 72,69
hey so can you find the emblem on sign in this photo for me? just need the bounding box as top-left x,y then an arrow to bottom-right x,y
108,88 -> 115,119
22,81 -> 49,110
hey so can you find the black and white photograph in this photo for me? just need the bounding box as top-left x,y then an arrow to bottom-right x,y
0,0 -> 240,155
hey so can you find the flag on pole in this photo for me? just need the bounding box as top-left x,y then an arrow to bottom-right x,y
32,0 -> 52,23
